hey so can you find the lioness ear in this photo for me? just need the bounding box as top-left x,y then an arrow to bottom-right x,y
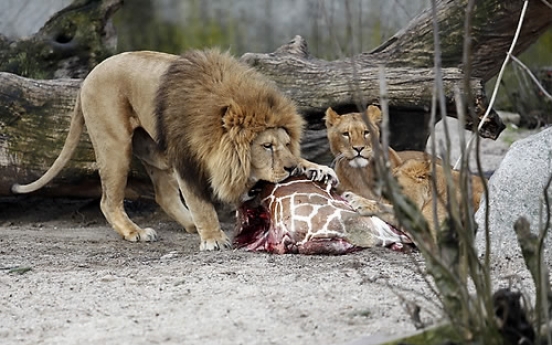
324,107 -> 340,127
400,159 -> 431,181
412,160 -> 431,180
367,105 -> 382,125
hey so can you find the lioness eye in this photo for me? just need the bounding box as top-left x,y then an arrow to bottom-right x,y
363,130 -> 370,138
341,132 -> 350,138
263,143 -> 273,150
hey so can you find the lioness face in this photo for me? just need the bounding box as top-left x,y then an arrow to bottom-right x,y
327,113 -> 378,168
392,159 -> 432,207
249,128 -> 299,183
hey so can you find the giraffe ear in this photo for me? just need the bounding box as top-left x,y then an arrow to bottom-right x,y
324,107 -> 340,127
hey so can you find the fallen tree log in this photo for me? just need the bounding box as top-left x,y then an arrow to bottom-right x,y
0,75 -> 153,199
1,0 -> 551,198
240,37 -> 503,155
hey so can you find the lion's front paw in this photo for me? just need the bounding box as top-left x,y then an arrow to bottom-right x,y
199,231 -> 232,251
302,163 -> 339,186
124,227 -> 159,242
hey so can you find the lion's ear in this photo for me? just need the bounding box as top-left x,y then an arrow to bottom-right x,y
324,107 -> 340,127
367,105 -> 382,125
221,102 -> 239,130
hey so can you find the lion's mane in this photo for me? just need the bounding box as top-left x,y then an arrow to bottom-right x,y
155,49 -> 305,204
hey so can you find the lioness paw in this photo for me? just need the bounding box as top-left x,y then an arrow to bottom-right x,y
342,191 -> 363,202
342,192 -> 378,215
199,232 -> 232,251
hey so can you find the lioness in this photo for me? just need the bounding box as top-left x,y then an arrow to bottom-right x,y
324,105 -> 429,200
388,158 -> 485,239
12,49 -> 337,251
326,105 -> 484,239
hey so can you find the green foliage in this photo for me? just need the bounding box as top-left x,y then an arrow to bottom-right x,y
114,0 -> 240,55
114,0 -> 401,60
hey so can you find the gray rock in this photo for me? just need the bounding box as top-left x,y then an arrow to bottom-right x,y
0,0 -> 72,39
475,127 -> 552,250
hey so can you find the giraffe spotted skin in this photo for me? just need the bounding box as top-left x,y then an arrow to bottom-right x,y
233,176 -> 413,254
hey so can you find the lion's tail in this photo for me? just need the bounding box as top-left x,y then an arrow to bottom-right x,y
11,93 -> 85,194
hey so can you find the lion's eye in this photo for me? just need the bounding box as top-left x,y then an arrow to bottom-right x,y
363,130 -> 370,138
263,143 -> 273,150
341,132 -> 350,138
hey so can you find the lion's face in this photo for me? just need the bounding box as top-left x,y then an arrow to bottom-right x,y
325,106 -> 382,169
249,128 -> 299,184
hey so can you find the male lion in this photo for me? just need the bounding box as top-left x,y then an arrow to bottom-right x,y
12,49 -> 337,251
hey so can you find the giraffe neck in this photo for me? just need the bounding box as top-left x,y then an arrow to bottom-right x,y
263,179 -> 356,244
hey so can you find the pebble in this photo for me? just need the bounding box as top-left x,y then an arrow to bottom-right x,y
160,251 -> 181,261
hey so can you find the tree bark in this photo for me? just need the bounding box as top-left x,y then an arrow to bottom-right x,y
1,0 -> 551,198
370,0 -> 552,82
242,0 -> 552,157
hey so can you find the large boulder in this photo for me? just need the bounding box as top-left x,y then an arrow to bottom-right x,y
475,127 -> 552,249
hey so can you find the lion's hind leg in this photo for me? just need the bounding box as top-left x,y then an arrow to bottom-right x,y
143,165 -> 197,234
84,119 -> 158,242
94,157 -> 159,242
96,145 -> 159,242
132,128 -> 197,233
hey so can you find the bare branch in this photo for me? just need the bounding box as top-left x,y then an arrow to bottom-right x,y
454,0 -> 530,170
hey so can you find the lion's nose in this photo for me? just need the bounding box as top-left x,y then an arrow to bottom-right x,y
285,165 -> 298,176
353,146 -> 364,154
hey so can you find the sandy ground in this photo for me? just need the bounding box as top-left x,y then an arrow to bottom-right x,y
0,119 -> 544,345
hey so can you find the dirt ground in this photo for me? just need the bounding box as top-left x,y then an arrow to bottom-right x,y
0,120 -> 542,345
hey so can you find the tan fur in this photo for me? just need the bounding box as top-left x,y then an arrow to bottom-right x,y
324,105 -> 427,199
345,159 -> 485,241
392,158 -> 485,239
12,49 -> 337,251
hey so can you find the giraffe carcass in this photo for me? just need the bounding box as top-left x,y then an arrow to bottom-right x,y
233,176 -> 413,255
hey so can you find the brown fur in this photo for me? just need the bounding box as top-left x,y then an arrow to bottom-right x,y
12,49 -> 337,251
156,49 -> 304,204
